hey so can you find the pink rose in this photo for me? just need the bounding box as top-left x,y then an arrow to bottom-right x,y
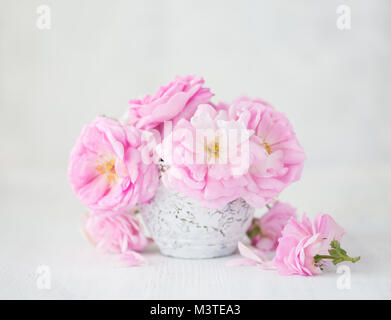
247,201 -> 297,252
273,213 -> 346,276
84,210 -> 149,266
231,212 -> 359,276
124,75 -> 213,132
159,104 -> 253,209
68,116 -> 159,213
159,96 -> 305,210
228,97 -> 306,208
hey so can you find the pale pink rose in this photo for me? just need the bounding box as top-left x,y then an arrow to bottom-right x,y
247,201 -> 297,252
68,116 -> 159,213
84,210 -> 149,266
273,213 -> 345,276
159,104 -> 253,209
124,75 -> 213,132
228,97 -> 306,208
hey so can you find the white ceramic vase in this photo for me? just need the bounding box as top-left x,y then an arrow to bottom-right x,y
141,185 -> 254,259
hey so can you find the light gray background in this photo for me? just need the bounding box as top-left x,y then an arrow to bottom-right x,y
1,0 -> 390,299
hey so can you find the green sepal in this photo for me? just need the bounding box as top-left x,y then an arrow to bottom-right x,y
246,220 -> 261,240
314,240 -> 360,266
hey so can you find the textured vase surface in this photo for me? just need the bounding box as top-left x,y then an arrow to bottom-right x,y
141,185 -> 254,259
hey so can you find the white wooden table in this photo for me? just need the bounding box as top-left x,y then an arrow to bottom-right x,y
1,166 -> 391,299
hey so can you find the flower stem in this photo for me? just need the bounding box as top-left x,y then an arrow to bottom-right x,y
314,240 -> 360,265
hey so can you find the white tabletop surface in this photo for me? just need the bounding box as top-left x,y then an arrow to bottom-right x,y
1,165 -> 390,299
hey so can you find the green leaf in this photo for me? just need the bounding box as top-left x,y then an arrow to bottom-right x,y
330,240 -> 340,249
352,256 -> 361,263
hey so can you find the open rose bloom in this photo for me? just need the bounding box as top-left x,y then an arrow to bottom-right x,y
158,97 -> 306,209
123,75 -> 213,133
274,213 -> 346,276
68,116 -> 159,214
228,97 -> 306,207
159,104 -> 254,209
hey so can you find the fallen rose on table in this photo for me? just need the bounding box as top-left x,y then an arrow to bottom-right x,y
230,202 -> 360,276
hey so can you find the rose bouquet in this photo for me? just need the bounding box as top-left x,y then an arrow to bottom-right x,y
68,75 -> 359,273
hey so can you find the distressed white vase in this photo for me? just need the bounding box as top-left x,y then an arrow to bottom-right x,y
141,185 -> 254,259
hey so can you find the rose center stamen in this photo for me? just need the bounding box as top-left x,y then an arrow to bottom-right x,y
259,139 -> 272,155
206,140 -> 220,159
96,158 -> 118,184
